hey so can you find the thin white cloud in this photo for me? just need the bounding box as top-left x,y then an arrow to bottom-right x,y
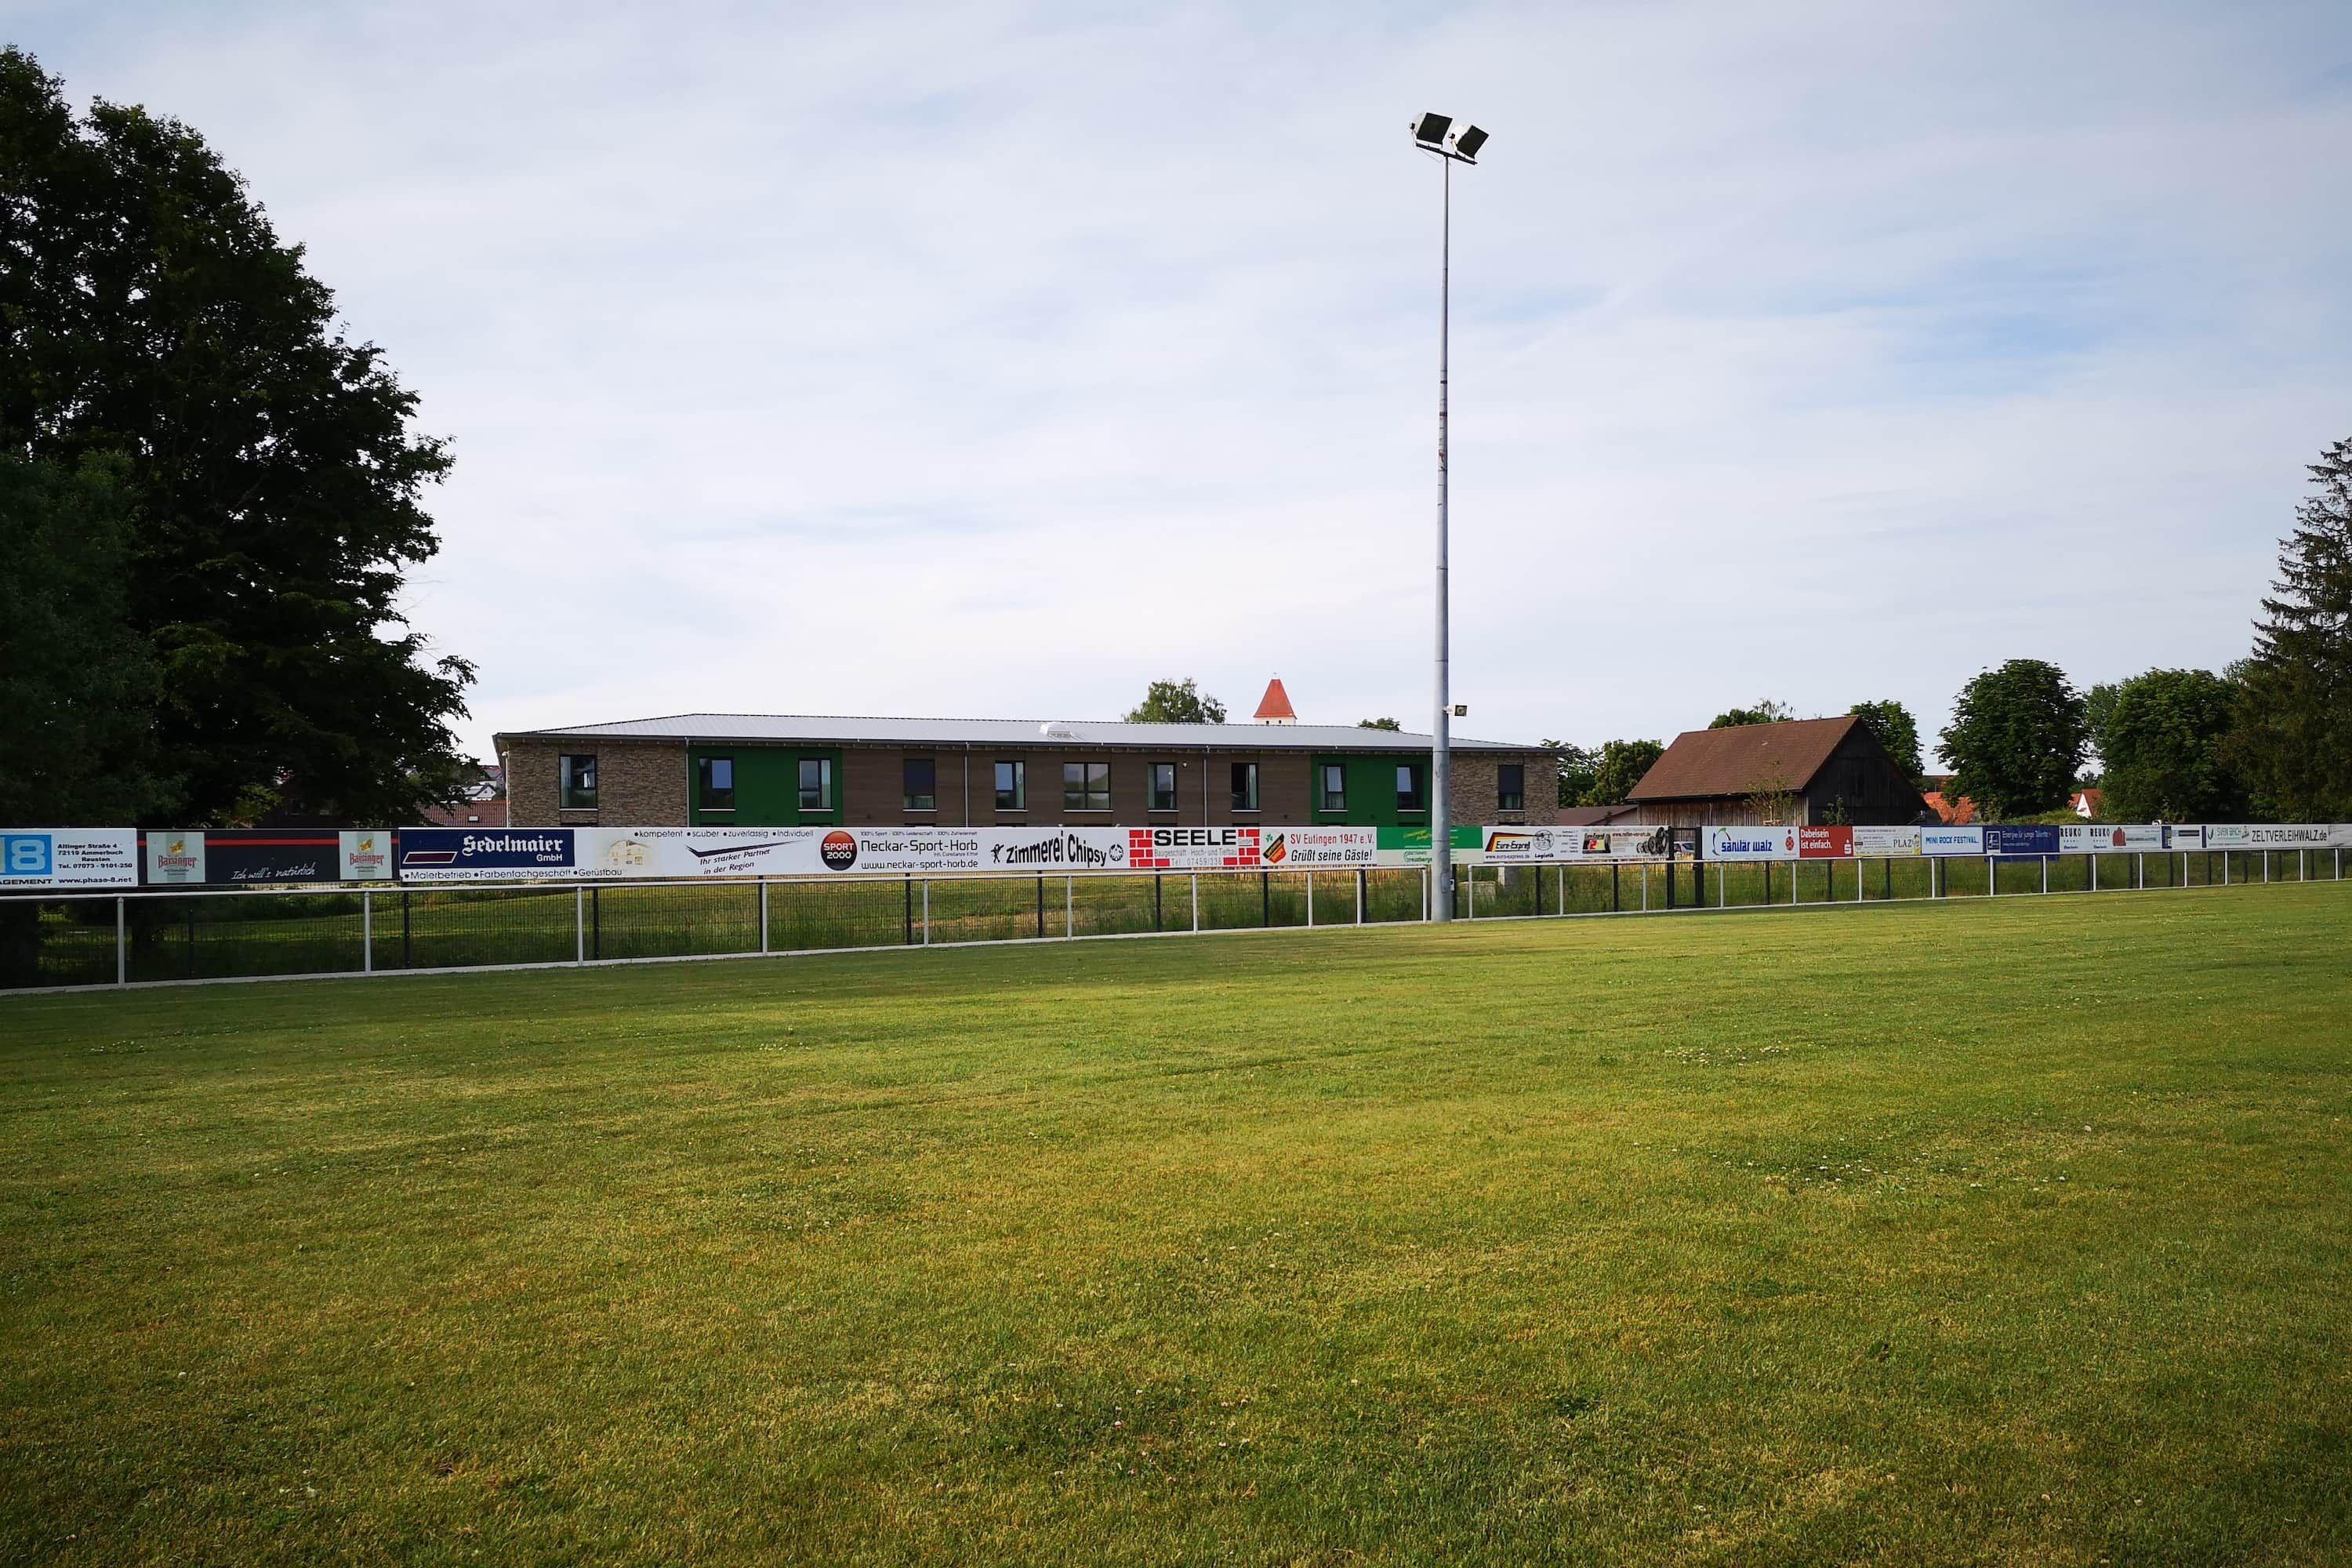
20,0 -> 2352,764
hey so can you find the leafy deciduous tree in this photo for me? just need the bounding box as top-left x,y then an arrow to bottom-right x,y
1358,717 -> 1403,731
2095,668 -> 2245,822
1125,678 -> 1226,724
0,47 -> 474,826
1708,699 -> 1795,729
1847,699 -> 1924,788
1940,659 -> 2088,822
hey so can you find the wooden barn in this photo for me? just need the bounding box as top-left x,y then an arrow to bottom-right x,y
1617,715 -> 1931,827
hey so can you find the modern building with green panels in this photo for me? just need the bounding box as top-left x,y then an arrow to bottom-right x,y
497,714 -> 1555,834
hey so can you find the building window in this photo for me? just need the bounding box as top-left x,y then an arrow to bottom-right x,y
560,754 -> 597,810
994,760 -> 1026,811
1231,761 -> 1259,812
1064,761 -> 1110,811
1149,763 -> 1178,812
1396,762 -> 1427,813
798,757 -> 833,811
698,755 -> 735,811
1497,763 -> 1525,812
903,757 -> 937,811
1319,764 -> 1347,812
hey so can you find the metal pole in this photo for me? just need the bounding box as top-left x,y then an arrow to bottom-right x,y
760,880 -> 768,953
1987,854 -> 1996,896
1065,874 -> 1074,938
363,888 -> 373,973
115,896 -> 125,986
575,887 -> 586,964
1307,873 -> 1315,927
1356,868 -> 1365,924
922,880 -> 931,945
1191,873 -> 1200,931
1430,150 -> 1454,924
2042,855 -> 2049,895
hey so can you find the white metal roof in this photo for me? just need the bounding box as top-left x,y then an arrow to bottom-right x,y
497,713 -> 1540,753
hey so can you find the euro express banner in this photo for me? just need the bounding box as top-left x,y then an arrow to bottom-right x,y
1484,826 -> 1677,862
0,829 -> 140,891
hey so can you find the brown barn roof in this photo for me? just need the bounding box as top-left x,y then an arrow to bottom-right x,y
1628,714 -> 1864,801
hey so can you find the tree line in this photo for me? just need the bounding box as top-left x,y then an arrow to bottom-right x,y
1545,438 -> 2350,824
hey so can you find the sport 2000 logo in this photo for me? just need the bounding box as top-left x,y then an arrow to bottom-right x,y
819,830 -> 859,871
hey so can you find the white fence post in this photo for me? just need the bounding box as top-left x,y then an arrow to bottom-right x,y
115,896 -> 126,987
1356,870 -> 1364,924
362,888 -> 373,973
760,880 -> 769,953
922,880 -> 931,945
1065,875 -> 1074,938
1306,873 -> 1315,927
2042,855 -> 2049,895
1191,873 -> 1200,931
575,887 -> 586,964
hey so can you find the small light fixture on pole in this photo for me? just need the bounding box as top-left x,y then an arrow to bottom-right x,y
1411,111 -> 1486,923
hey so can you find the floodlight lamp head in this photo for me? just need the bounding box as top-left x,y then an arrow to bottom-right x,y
1413,111 -> 1453,147
1452,124 -> 1488,161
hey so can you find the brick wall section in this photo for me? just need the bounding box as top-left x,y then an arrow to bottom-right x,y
500,735 -> 1555,830
1447,753 -> 1556,828
501,738 -> 687,827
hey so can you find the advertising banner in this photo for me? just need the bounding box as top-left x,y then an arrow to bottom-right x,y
1480,827 -> 1563,864
1258,828 -> 1378,869
2059,825 -> 2167,855
1851,826 -> 1922,858
1983,825 -> 2061,858
1797,826 -> 1853,858
1922,826 -> 1985,857
1376,825 -> 1483,867
339,831 -> 394,881
1706,827 -> 1800,861
1,829 -> 141,891
145,829 -> 393,885
397,828 -> 579,882
2204,823 -> 2336,849
201,832 -> 345,885
145,831 -> 207,885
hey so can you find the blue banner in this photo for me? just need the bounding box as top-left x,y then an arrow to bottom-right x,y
1983,825 -> 2061,858
397,828 -> 575,881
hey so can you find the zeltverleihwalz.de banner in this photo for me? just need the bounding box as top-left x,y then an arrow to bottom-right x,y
2203,823 -> 2340,849
0,829 -> 140,890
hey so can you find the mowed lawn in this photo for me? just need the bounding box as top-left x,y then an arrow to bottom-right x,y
3,889 -> 2350,1565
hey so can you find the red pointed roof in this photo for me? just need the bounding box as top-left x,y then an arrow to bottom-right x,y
1254,677 -> 1296,721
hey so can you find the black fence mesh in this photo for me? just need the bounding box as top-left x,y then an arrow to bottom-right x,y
3,849 -> 2343,991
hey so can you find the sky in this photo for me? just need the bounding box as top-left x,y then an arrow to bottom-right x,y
15,0 -> 2352,768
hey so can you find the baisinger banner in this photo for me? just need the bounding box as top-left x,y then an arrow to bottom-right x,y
393,825 -> 1379,883
142,829 -> 397,886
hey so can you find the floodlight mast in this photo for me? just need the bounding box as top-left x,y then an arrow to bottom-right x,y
1411,114 -> 1486,922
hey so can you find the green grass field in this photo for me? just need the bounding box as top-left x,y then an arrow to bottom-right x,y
4,885 -> 2349,1564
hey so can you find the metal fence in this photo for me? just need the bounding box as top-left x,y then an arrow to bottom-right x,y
2,849 -> 2343,994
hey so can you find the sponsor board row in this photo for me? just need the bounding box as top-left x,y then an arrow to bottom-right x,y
5,821 -> 2350,891
394,825 -> 1384,882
